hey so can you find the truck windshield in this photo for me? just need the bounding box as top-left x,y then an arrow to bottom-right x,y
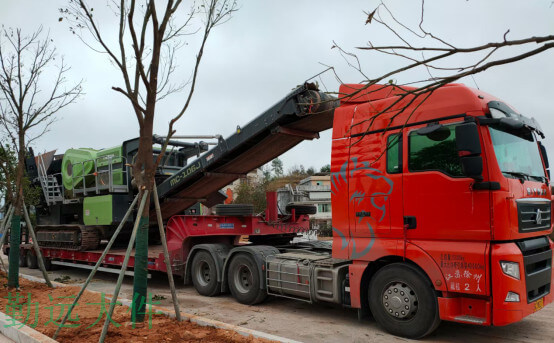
489,127 -> 546,181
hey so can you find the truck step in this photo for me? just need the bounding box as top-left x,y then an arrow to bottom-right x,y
316,290 -> 333,296
453,315 -> 486,324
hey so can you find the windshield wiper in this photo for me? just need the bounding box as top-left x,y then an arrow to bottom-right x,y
502,171 -> 529,181
529,175 -> 546,183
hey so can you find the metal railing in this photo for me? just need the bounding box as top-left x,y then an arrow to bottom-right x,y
37,154 -> 64,205
71,155 -> 129,197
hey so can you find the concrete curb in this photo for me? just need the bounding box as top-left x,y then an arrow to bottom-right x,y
19,274 -> 302,343
0,312 -> 57,343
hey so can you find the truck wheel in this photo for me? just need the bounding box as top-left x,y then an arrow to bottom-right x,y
214,204 -> 254,216
43,257 -> 52,271
285,203 -> 317,215
228,253 -> 267,305
26,251 -> 38,269
19,251 -> 28,267
191,251 -> 221,296
369,263 -> 440,339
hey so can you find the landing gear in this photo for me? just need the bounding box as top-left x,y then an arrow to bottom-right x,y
191,251 -> 220,296
227,253 -> 267,305
369,263 -> 440,339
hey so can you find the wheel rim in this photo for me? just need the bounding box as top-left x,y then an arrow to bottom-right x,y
195,260 -> 211,286
234,264 -> 253,294
382,281 -> 418,320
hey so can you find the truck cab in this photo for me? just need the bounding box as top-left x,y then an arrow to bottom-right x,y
331,83 -> 553,337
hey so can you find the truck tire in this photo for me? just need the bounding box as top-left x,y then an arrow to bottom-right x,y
26,251 -> 38,269
214,204 -> 254,216
191,251 -> 221,296
285,204 -> 317,215
248,234 -> 296,246
19,251 -> 27,267
43,257 -> 52,271
228,253 -> 267,305
368,263 -> 440,339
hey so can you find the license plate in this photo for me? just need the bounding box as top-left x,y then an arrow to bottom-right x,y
534,298 -> 544,312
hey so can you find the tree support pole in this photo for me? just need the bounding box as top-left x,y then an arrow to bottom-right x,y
0,206 -> 14,273
53,192 -> 140,340
0,205 -> 13,273
7,206 -> 21,288
0,206 -> 14,245
153,184 -> 182,321
22,201 -> 53,288
0,204 -> 13,231
0,248 -> 6,273
0,206 -> 14,257
99,190 -> 149,343
0,205 -> 14,244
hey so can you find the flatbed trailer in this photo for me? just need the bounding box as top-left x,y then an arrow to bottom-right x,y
13,192 -> 315,283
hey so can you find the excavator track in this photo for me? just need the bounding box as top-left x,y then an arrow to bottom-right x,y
35,225 -> 100,251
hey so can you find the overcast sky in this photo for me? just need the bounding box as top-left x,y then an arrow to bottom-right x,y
1,0 -> 553,173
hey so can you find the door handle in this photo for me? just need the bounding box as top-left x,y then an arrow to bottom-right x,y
356,211 -> 371,218
403,216 -> 417,229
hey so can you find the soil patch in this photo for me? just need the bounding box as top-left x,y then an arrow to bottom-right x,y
0,272 -> 273,343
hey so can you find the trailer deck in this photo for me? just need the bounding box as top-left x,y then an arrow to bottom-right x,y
38,243 -> 168,275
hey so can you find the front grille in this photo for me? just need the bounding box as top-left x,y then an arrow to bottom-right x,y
516,198 -> 551,233
516,236 -> 552,303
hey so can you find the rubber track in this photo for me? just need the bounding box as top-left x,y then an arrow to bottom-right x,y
36,225 -> 100,251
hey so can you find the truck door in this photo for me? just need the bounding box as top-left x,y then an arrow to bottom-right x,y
348,130 -> 404,258
402,121 -> 491,242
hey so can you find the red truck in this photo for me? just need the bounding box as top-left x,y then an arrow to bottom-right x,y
10,82 -> 553,339
328,83 -> 552,337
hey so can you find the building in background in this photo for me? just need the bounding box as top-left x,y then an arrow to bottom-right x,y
277,173 -> 331,235
221,168 -> 264,204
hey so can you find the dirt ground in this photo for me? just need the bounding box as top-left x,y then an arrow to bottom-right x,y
0,271 -> 271,343
5,256 -> 554,343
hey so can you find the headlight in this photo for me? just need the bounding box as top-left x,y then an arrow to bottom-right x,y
505,291 -> 520,302
500,261 -> 520,280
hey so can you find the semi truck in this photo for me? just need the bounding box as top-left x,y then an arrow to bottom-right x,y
6,82 -> 553,339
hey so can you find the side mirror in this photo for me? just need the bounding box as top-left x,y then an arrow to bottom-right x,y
455,123 -> 481,155
455,123 -> 483,180
460,156 -> 483,180
417,123 -> 451,141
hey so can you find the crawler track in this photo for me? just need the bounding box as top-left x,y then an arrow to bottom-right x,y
35,225 -> 100,251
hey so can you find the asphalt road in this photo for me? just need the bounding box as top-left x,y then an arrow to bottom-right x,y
5,258 -> 553,343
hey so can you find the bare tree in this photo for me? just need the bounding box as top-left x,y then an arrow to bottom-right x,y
61,0 -> 237,322
0,26 -> 82,288
329,0 -> 554,144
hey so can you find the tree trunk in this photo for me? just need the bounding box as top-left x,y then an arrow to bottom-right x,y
131,117 -> 155,322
